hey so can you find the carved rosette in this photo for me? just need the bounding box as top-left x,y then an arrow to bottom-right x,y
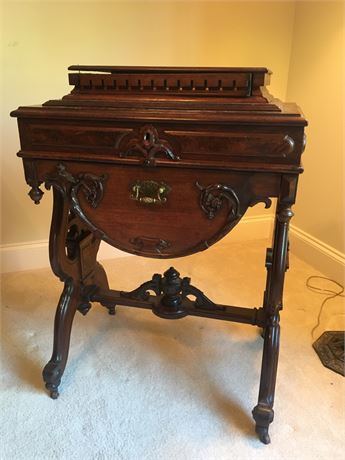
117,125 -> 180,166
274,135 -> 295,157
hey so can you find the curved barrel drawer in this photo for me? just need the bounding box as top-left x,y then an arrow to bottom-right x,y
38,160 -> 280,258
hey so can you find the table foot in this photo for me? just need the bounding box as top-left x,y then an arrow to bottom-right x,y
43,360 -> 62,399
256,426 -> 271,445
46,385 -> 60,399
50,389 -> 59,399
252,404 -> 274,444
108,306 -> 116,315
103,303 -> 116,315
98,299 -> 116,315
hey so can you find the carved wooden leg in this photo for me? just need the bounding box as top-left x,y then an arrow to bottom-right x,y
42,280 -> 79,398
252,313 -> 280,443
42,184 -> 115,397
253,204 -> 293,443
43,171 -> 115,399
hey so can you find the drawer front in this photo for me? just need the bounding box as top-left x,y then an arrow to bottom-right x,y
37,161 -> 280,258
20,120 -> 305,169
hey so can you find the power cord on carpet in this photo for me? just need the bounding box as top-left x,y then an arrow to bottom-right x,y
305,275 -> 344,338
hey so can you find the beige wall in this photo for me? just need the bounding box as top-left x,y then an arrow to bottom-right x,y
2,1 -> 295,245
2,1 -> 344,261
286,1 -> 345,253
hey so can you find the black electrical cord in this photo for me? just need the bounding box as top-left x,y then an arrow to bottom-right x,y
306,275 -> 344,338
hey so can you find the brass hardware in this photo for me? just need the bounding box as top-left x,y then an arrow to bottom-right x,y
130,180 -> 171,205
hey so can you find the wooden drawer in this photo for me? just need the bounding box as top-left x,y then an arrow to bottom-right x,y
36,160 -> 280,258
19,120 -> 305,169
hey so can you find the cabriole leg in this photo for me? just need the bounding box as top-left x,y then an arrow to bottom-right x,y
42,185 -> 111,398
43,280 -> 79,399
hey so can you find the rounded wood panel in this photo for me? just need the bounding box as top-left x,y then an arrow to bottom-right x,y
51,162 -> 279,258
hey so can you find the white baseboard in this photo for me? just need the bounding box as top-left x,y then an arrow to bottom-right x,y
289,224 -> 345,284
226,214 -> 274,242
2,217 -> 344,282
0,215 -> 273,273
0,240 -> 50,274
0,239 -> 129,274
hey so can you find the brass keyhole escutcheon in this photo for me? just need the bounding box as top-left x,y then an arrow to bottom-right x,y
130,180 -> 171,205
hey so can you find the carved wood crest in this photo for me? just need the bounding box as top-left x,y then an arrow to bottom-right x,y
117,125 -> 181,166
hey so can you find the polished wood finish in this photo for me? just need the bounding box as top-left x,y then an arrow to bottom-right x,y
11,66 -> 307,444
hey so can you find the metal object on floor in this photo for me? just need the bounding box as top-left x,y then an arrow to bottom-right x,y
313,331 -> 345,376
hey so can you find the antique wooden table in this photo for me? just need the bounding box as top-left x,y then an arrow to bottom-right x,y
11,65 -> 307,444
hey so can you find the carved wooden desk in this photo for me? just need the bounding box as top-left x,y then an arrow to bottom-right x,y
11,66 -> 307,444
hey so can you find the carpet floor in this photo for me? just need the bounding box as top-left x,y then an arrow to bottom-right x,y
1,239 -> 344,460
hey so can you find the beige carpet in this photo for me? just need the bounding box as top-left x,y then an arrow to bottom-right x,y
1,239 -> 344,459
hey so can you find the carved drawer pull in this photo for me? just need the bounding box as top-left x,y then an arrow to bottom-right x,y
130,180 -> 171,205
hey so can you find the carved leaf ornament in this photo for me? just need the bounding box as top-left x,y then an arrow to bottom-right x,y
196,182 -> 240,220
45,163 -> 106,209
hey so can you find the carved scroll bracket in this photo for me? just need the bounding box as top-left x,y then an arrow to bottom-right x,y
196,181 -> 272,221
195,180 -> 272,251
45,163 -> 106,209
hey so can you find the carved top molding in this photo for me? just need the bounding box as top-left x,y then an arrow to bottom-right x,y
68,67 -> 261,97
